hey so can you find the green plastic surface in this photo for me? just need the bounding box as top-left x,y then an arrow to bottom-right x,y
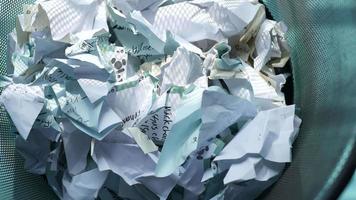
0,0 -> 355,199
260,0 -> 356,199
339,171 -> 356,200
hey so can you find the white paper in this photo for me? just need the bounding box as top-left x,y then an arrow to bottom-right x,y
0,84 -> 44,139
198,87 -> 257,147
39,0 -> 108,42
160,47 -> 204,93
92,130 -> 177,199
107,77 -> 154,128
123,127 -> 158,154
214,105 -> 300,184
62,168 -> 109,200
140,0 -> 263,43
62,121 -> 92,175
254,20 -> 290,71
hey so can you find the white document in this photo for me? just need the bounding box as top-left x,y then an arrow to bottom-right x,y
140,0 -> 263,43
21,4 -> 49,32
111,0 -> 167,13
33,37 -> 67,64
107,77 -> 154,128
155,87 -> 204,177
39,0 -> 108,42
198,87 -> 257,147
214,105 -> 300,184
254,20 -> 290,71
0,84 -> 44,139
223,157 -> 285,184
53,81 -> 122,140
123,127 -> 158,154
223,78 -> 254,101
77,78 -> 111,103
138,99 -> 175,143
92,130 -> 177,199
62,121 -> 92,175
215,105 -> 297,162
176,158 -> 205,195
160,47 -> 204,93
243,64 -> 285,103
260,66 -> 288,97
62,168 -> 109,200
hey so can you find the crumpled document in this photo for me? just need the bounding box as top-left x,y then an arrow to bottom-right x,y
213,106 -> 301,184
0,0 -> 301,199
0,84 -> 44,139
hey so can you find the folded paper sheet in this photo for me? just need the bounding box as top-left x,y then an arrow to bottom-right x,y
0,0 -> 301,199
214,106 -> 300,184
0,84 -> 44,139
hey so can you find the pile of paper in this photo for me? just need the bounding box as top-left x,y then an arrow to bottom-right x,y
0,0 -> 301,199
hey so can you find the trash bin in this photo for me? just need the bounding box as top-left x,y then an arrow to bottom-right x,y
0,0 -> 355,199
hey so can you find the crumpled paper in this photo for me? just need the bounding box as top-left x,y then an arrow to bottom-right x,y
0,0 -> 301,199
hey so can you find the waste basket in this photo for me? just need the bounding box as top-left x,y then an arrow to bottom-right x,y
0,0 -> 355,199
